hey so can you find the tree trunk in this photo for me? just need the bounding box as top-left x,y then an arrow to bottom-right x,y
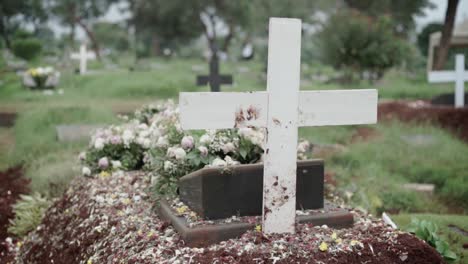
0,18 -> 11,49
151,33 -> 160,56
434,0 -> 459,70
76,19 -> 102,60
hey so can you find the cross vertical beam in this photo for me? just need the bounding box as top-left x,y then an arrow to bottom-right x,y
263,18 -> 302,234
455,54 -> 465,108
80,44 -> 87,75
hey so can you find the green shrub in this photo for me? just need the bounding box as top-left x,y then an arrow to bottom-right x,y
318,11 -> 410,81
12,38 -> 42,61
407,218 -> 457,261
8,193 -> 51,237
379,190 -> 424,214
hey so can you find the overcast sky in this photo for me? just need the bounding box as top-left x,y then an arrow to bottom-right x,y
54,0 -> 468,40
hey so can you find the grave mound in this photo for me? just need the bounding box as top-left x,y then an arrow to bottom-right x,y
15,171 -> 444,263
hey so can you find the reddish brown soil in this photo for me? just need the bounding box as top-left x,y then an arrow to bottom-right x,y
378,101 -> 468,142
193,233 -> 444,264
0,166 -> 30,263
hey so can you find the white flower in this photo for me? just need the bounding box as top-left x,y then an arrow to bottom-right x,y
198,146 -> 208,157
98,157 -> 109,169
297,140 -> 310,153
211,158 -> 227,167
122,129 -> 134,145
181,136 -> 194,150
111,160 -> 122,169
156,136 -> 169,147
164,161 -> 173,171
221,142 -> 236,154
78,152 -> 86,161
174,148 -> 186,160
142,138 -> 151,149
166,147 -> 176,158
94,138 -> 105,150
82,166 -> 91,176
224,155 -> 239,166
199,134 -> 212,145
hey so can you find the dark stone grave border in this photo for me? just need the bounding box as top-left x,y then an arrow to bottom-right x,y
157,199 -> 354,247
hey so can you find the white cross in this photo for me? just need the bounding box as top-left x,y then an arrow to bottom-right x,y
179,18 -> 378,234
428,54 -> 468,108
70,44 -> 96,75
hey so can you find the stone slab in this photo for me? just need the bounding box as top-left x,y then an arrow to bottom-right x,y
157,199 -> 354,247
56,124 -> 104,142
179,160 -> 324,220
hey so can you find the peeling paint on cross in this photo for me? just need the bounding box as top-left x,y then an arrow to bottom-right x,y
179,18 -> 378,234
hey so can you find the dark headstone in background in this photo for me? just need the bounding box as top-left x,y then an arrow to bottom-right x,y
431,93 -> 468,107
179,160 -> 324,220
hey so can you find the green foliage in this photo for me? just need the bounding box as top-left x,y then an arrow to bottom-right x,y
94,22 -> 129,52
394,214 -> 468,263
318,11 -> 410,80
8,193 -> 51,237
12,38 -> 42,61
378,190 -> 424,214
417,23 -> 443,56
407,218 -> 457,261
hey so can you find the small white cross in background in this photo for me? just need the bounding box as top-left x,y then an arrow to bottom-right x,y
179,18 -> 378,234
70,44 -> 96,75
428,54 -> 468,108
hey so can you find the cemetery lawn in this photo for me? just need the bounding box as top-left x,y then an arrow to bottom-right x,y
0,60 -> 454,110
393,214 -> 468,263
300,121 -> 468,215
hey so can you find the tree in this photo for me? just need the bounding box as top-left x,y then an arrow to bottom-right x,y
344,0 -> 434,36
48,0 -> 116,60
434,0 -> 460,70
417,23 -> 443,56
0,0 -> 47,49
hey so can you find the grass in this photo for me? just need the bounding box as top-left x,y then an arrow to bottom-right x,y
393,214 -> 468,264
301,121 -> 468,215
9,106 -> 118,197
0,128 -> 15,171
0,59 -> 454,110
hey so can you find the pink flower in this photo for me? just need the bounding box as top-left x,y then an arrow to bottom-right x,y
98,157 -> 109,169
198,146 -> 208,157
181,136 -> 194,150
110,136 -> 122,145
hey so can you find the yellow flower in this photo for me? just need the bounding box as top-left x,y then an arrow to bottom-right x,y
255,225 -> 262,232
331,232 -> 337,240
147,231 -> 154,238
350,240 -> 360,246
122,198 -> 131,205
99,171 -> 111,178
87,258 -> 93,264
319,241 -> 328,252
137,229 -> 143,236
336,238 -> 342,244
176,206 -> 188,214
189,212 -> 197,218
16,241 -> 23,248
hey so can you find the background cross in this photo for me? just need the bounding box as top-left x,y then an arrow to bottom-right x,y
428,54 -> 468,108
70,44 -> 96,75
196,45 -> 232,92
180,18 -> 378,234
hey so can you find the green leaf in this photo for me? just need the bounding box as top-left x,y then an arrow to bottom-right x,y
443,250 -> 458,261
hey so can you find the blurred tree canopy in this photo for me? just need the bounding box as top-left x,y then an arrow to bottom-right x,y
344,0 -> 434,36
318,11 -> 410,81
418,23 -> 444,56
0,0 -> 47,48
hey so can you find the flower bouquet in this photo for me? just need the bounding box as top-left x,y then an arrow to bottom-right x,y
23,66 -> 60,90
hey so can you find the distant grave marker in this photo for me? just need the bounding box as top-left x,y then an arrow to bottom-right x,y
428,54 -> 468,108
196,47 -> 232,92
180,18 -> 378,234
56,124 -> 104,142
70,44 -> 96,75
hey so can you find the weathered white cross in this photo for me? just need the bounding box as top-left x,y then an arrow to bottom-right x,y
70,44 -> 96,75
428,54 -> 468,108
179,18 -> 378,234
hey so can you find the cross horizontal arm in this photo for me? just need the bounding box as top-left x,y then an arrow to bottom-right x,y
428,71 -> 468,83
179,89 -> 377,130
179,92 -> 268,129
298,89 -> 377,126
